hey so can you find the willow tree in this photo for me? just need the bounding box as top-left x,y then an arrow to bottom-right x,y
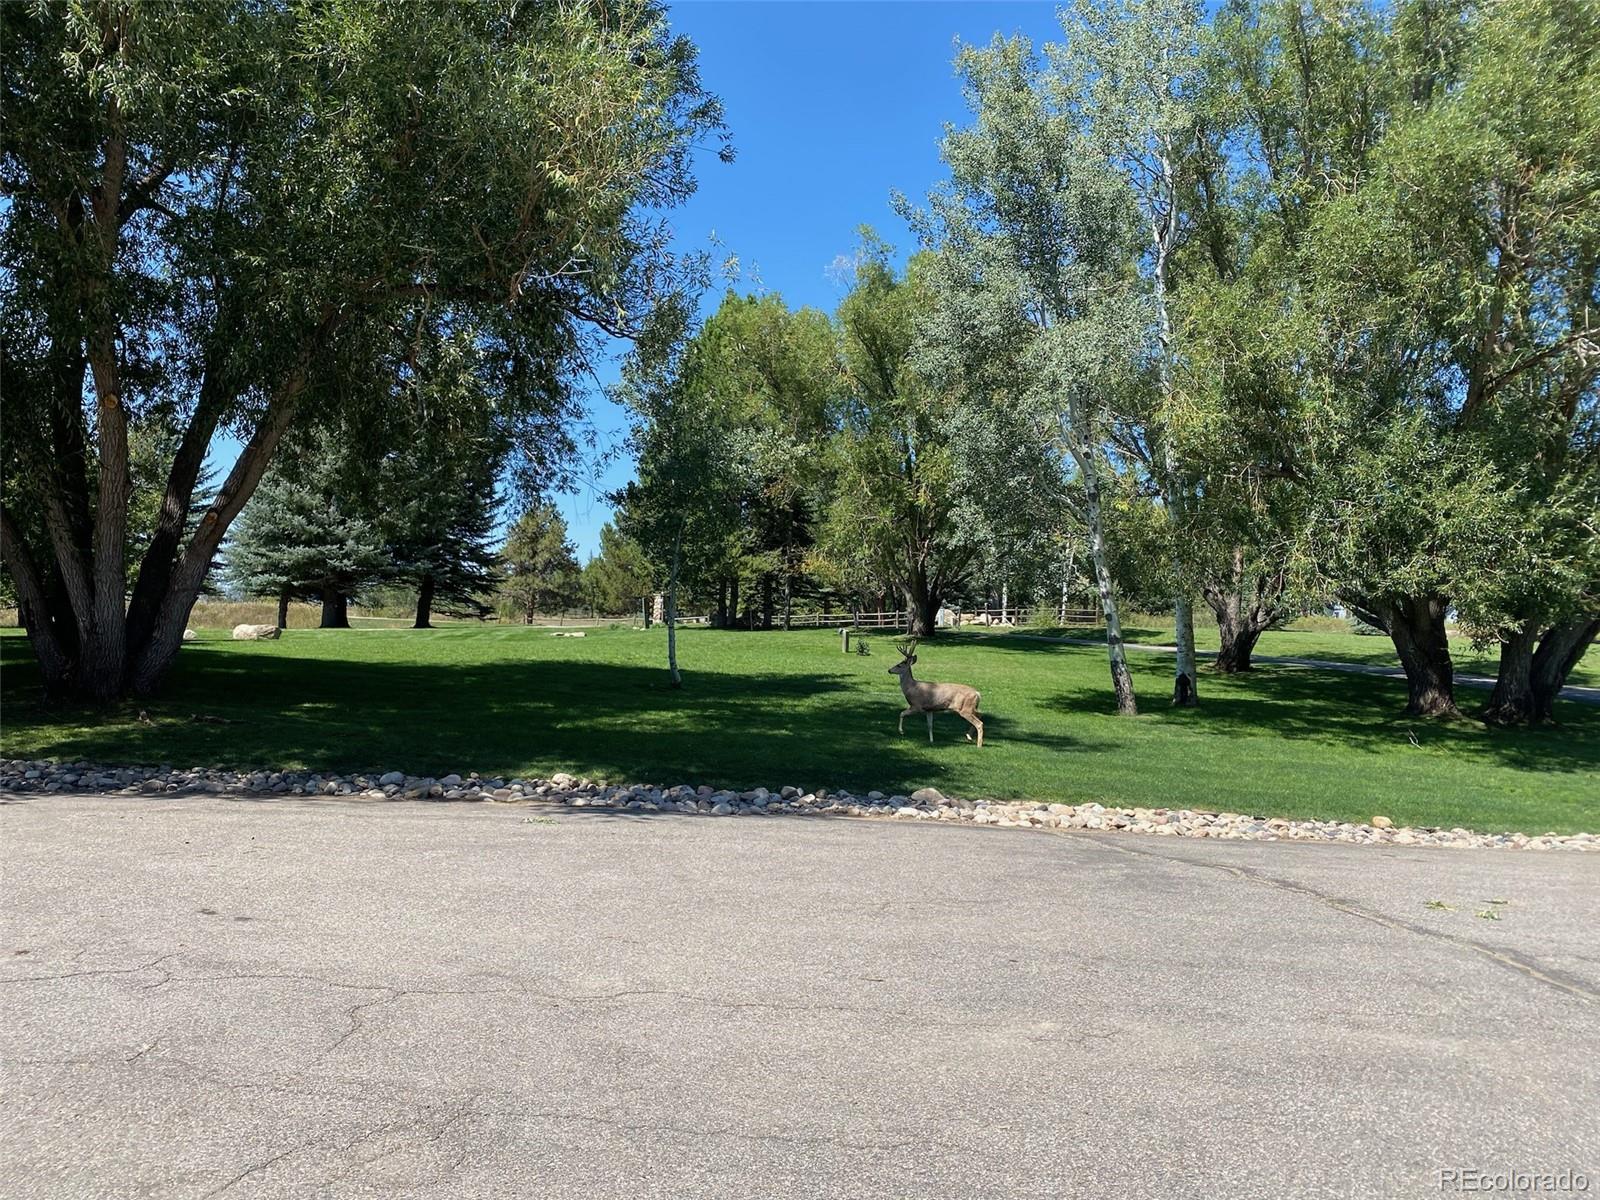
0,0 -> 724,700
1302,0 -> 1599,718
908,35 -> 1148,714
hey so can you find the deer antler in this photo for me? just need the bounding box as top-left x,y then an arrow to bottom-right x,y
895,637 -> 920,659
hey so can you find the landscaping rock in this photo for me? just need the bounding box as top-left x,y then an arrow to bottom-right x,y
2,758 -> 1593,853
231,624 -> 280,641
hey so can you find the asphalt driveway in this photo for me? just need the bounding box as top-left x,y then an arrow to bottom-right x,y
3,794 -> 1596,1199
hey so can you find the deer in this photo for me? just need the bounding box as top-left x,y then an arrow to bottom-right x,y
888,638 -> 984,747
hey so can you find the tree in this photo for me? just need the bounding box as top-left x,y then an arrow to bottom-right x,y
582,523 -> 654,616
824,242 -> 979,637
376,328 -> 507,629
224,433 -> 388,628
615,300 -> 742,685
1299,0 -> 1599,718
701,293 -> 840,631
498,504 -> 581,624
908,35 -> 1148,714
1054,0 -> 1207,705
0,0 -> 725,700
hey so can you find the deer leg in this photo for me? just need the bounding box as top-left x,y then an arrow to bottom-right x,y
898,707 -> 916,735
927,711 -> 935,743
962,711 -> 984,748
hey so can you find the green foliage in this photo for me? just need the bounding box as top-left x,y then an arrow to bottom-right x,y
582,523 -> 654,615
0,0 -> 725,697
224,433 -> 389,608
498,503 -> 582,621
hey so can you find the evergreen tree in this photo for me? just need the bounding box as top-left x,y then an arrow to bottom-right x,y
582,523 -> 654,616
498,504 -> 582,623
225,436 -> 388,628
376,327 -> 507,628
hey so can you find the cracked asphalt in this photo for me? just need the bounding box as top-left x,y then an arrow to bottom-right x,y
2,793 -> 1597,1200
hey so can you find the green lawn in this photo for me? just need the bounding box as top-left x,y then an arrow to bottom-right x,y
2,625 -> 1595,834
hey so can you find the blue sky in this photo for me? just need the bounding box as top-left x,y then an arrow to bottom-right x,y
554,0 -> 1068,557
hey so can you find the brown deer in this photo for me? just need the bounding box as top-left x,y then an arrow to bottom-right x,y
888,639 -> 984,747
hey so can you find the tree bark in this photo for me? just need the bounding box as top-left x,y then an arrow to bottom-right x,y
1063,408 -> 1136,715
760,575 -> 774,630
666,528 -> 682,687
125,367 -> 228,652
1,505 -> 73,695
1481,620 -> 1540,725
276,586 -> 290,630
1172,595 -> 1198,706
1202,551 -> 1285,674
904,564 -> 942,638
413,573 -> 435,629
129,327 -> 328,696
1369,594 -> 1457,717
1529,617 -> 1598,722
320,591 -> 350,628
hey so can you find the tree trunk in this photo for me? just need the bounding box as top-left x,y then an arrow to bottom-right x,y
666,528 -> 682,687
1481,620 -> 1539,725
905,566 -> 942,638
1529,617 -> 1598,722
413,574 -> 435,629
782,569 -> 793,632
1203,550 -> 1285,674
1172,595 -> 1198,706
1372,594 -> 1457,717
320,590 -> 350,629
728,577 -> 739,630
276,586 -> 290,630
761,575 -> 774,631
1063,408 -> 1136,715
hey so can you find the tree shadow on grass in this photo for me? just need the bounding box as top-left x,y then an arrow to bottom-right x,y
0,637 -> 1101,795
1040,667 -> 1600,776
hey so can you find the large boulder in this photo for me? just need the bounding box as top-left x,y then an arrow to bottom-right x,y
232,623 -> 281,641
182,628 -> 198,642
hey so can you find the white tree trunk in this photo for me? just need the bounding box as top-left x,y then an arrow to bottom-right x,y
666,527 -> 682,688
1063,406 -> 1137,715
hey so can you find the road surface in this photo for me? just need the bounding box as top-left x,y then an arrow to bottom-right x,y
3,794 -> 1596,1199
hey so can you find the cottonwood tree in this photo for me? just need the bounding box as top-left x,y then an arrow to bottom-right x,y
0,0 -> 725,700
615,299 -> 742,685
823,243 -> 980,637
696,292 -> 840,630
1054,0 -> 1207,704
908,35 -> 1148,714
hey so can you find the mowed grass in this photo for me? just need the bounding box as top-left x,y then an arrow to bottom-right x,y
1023,621 -> 1600,687
1,625 -> 1595,834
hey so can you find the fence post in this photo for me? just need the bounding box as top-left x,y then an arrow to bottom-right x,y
841,627 -> 851,654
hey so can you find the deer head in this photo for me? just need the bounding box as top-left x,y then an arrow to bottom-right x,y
888,638 -> 919,678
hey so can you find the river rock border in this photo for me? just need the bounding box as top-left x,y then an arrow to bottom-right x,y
2,759 -> 1594,852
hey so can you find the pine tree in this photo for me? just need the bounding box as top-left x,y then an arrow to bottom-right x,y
381,441 -> 503,628
581,523 -> 654,616
497,503 -> 582,623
